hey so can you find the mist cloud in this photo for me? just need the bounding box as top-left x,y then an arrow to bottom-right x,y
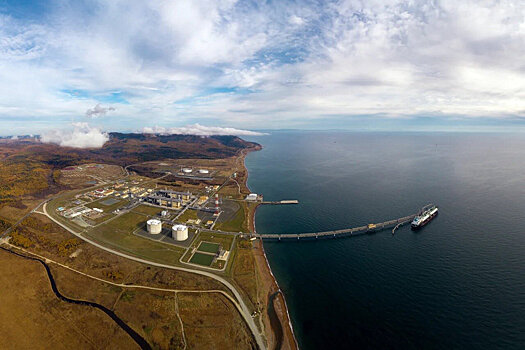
40,123 -> 109,148
85,104 -> 115,118
142,124 -> 266,136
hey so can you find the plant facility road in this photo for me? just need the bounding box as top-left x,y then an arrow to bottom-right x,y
41,202 -> 266,350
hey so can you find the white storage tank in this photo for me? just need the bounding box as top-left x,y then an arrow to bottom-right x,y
147,219 -> 162,234
198,169 -> 209,174
182,168 -> 192,173
172,224 -> 189,241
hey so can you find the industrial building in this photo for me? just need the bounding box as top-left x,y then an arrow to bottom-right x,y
157,189 -> 191,201
198,169 -> 209,174
218,249 -> 230,260
246,193 -> 258,201
147,219 -> 162,234
144,195 -> 182,208
172,224 -> 188,241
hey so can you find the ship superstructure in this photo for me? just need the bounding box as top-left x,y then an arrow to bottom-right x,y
411,204 -> 438,229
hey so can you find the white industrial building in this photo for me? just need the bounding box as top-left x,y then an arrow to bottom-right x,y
147,219 -> 162,234
198,169 -> 209,174
246,193 -> 258,201
172,224 -> 189,241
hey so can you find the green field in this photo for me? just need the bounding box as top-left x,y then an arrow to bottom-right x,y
197,241 -> 220,254
131,204 -> 163,217
214,203 -> 246,232
85,197 -> 125,213
189,252 -> 215,266
194,231 -> 234,251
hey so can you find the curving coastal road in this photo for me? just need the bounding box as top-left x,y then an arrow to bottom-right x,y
41,202 -> 266,350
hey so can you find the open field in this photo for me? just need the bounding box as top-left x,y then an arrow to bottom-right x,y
193,231 -> 234,251
0,249 -> 138,350
231,239 -> 259,309
189,252 -> 215,266
176,208 -> 199,223
130,204 -> 164,217
214,201 -> 247,232
198,241 -> 221,254
177,292 -> 255,349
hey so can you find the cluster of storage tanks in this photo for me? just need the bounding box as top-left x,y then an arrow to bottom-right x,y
146,219 -> 188,241
181,168 -> 209,175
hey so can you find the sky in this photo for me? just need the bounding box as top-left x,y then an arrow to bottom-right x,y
0,0 -> 524,137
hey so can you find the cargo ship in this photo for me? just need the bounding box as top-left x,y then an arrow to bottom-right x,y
411,205 -> 438,229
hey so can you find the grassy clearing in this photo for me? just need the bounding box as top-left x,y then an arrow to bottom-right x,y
176,209 -> 199,223
189,252 -> 215,266
197,241 -> 220,254
231,239 -> 258,308
192,231 -> 234,251
131,204 -> 163,217
214,203 -> 247,232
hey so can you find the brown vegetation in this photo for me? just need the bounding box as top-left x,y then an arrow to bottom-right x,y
0,249 -> 138,350
0,133 -> 259,208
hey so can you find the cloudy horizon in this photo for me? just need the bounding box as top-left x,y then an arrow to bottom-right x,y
0,0 -> 524,135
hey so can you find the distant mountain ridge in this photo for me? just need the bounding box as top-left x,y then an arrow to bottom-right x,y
0,133 -> 260,204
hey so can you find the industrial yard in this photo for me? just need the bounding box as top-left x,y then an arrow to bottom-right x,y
45,158 -> 260,273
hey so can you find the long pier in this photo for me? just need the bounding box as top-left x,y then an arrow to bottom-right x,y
254,204 -> 434,241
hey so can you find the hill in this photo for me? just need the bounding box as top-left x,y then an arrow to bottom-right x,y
0,133 -> 260,207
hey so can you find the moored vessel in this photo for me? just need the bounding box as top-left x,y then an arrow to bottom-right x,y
411,204 -> 438,229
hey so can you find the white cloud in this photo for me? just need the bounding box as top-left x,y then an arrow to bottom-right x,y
85,103 -> 115,118
142,124 -> 266,136
0,0 -> 523,133
40,122 -> 109,148
289,15 -> 304,26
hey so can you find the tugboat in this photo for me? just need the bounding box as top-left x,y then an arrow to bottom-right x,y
411,204 -> 438,230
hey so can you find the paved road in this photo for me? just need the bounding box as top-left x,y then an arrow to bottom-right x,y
42,202 -> 266,350
0,199 -> 48,239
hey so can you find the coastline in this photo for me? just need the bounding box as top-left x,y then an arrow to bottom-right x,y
240,146 -> 298,350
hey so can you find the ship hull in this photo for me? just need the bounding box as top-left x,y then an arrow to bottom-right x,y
411,210 -> 438,230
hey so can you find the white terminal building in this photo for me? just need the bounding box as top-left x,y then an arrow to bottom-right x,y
246,193 -> 258,201
147,219 -> 162,234
172,224 -> 188,241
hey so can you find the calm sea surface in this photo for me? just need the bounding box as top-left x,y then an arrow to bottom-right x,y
244,131 -> 525,350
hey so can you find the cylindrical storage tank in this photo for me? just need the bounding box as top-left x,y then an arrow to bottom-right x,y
198,169 -> 209,174
147,219 -> 162,234
182,168 -> 192,173
172,224 -> 189,241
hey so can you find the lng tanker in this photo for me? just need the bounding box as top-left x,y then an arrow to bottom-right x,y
411,205 -> 438,229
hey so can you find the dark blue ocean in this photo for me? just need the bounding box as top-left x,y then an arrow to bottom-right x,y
244,131 -> 525,350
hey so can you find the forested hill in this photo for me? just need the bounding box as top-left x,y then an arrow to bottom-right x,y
0,133 -> 260,204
